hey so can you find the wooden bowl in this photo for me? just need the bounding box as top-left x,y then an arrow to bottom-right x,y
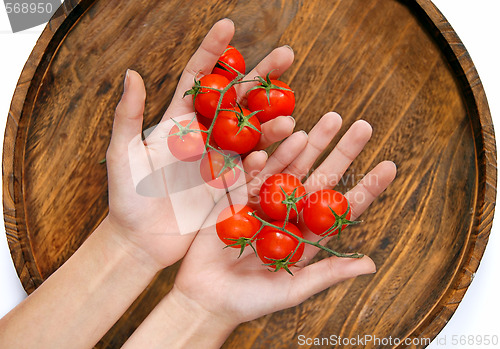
3,0 -> 496,347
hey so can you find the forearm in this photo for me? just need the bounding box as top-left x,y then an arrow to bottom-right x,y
122,285 -> 237,349
0,217 -> 160,349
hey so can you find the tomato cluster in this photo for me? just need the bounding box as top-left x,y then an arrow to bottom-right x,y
216,173 -> 361,274
166,44 -> 361,274
167,45 -> 295,189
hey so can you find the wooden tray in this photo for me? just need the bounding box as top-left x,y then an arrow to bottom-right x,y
3,0 -> 496,347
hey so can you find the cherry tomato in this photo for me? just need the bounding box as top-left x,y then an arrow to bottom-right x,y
256,221 -> 304,268
212,45 -> 246,81
259,173 -> 306,220
199,149 -> 241,189
195,111 -> 214,130
302,189 -> 352,236
167,119 -> 207,162
247,76 -> 295,123
190,74 -> 237,119
213,106 -> 261,154
216,204 -> 260,248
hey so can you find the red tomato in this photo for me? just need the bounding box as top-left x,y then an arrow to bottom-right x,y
259,173 -> 306,221
167,119 -> 207,162
247,77 -> 295,123
216,204 -> 260,248
302,189 -> 353,236
212,45 -> 246,81
212,106 -> 261,154
195,111 -> 214,130
189,74 -> 237,119
256,221 -> 304,270
199,149 -> 241,189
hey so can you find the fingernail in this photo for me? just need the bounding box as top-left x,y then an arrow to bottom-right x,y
363,259 -> 377,275
356,267 -> 377,277
222,17 -> 234,25
299,130 -> 308,138
282,44 -> 294,54
259,150 -> 269,159
124,69 -> 130,92
286,115 -> 296,128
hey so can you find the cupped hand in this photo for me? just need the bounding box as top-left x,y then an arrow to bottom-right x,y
104,19 -> 296,270
172,112 -> 397,325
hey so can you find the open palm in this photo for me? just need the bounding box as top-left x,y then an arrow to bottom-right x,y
104,19 -> 297,268
173,112 -> 397,324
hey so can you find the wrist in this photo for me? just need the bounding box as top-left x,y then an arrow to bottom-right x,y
124,284 -> 238,349
99,216 -> 163,275
164,285 -> 239,347
0,215 -> 163,349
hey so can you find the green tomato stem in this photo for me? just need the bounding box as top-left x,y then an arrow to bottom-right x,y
201,77 -> 257,153
248,212 -> 363,259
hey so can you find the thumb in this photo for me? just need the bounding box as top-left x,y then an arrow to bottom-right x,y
111,69 -> 146,148
290,255 -> 376,304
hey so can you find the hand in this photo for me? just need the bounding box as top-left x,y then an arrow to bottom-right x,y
103,19 -> 296,269
171,112 -> 397,327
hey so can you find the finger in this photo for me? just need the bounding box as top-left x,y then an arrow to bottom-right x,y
283,112 -> 342,180
299,160 -> 397,263
254,115 -> 296,150
107,70 -> 150,199
110,70 -> 146,150
288,256 -> 376,305
242,150 -> 269,183
166,19 -> 235,116
303,120 -> 372,192
246,131 -> 308,197
235,45 -> 294,103
345,160 -> 397,220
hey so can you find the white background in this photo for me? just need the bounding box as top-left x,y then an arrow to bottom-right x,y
0,1 -> 499,348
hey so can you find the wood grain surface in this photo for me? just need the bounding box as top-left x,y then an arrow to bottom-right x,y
2,0 -> 496,348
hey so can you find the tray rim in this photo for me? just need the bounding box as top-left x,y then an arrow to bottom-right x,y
2,0 -> 496,346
